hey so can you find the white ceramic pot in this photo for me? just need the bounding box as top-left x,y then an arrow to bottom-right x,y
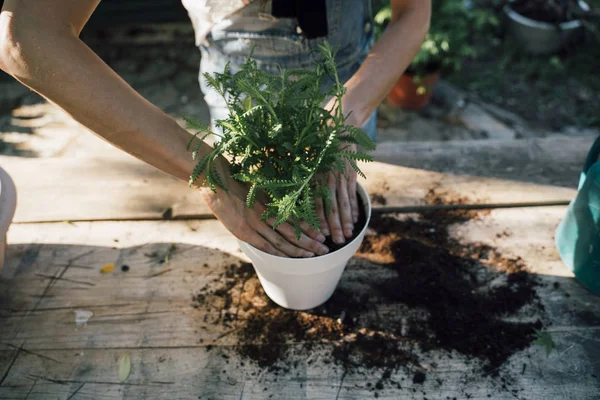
0,166 -> 17,270
238,184 -> 372,310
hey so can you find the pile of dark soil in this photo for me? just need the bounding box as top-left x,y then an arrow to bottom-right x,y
192,191 -> 546,383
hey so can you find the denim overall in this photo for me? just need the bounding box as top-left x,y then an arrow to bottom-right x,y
197,0 -> 377,140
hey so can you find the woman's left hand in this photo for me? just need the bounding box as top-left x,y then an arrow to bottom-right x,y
315,142 -> 359,245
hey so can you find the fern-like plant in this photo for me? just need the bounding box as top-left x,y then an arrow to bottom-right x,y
186,42 -> 376,239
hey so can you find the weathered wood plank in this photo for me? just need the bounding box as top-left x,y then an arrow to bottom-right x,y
3,209 -> 599,351
1,137 -> 583,223
0,335 -> 598,400
374,136 -> 595,188
1,153 -> 207,223
1,206 -> 599,398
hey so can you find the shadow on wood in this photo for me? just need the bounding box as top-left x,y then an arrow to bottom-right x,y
1,214 -> 599,399
373,136 -> 595,188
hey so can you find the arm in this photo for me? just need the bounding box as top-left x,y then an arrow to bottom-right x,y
0,0 -> 328,258
0,0 -> 199,184
345,0 -> 431,127
319,0 -> 431,244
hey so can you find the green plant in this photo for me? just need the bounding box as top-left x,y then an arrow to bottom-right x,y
185,43 -> 376,239
534,329 -> 556,356
375,0 -> 500,76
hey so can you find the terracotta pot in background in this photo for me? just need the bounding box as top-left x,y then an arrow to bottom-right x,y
386,72 -> 441,111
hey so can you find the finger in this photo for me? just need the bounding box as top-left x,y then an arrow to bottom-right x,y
274,222 -> 329,256
257,222 -> 315,258
347,171 -> 359,224
336,173 -> 354,239
299,220 -> 326,243
240,229 -> 287,257
264,217 -> 329,255
326,174 -> 345,245
315,197 -> 330,237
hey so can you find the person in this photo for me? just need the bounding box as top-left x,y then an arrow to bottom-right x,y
0,0 -> 430,258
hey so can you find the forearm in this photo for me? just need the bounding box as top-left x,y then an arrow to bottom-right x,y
0,5 -> 209,183
343,0 -> 431,126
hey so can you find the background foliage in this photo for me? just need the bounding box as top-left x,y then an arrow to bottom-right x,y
374,0 -> 600,129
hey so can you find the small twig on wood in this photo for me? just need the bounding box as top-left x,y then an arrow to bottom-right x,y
23,379 -> 36,400
147,268 -> 173,278
334,371 -> 347,400
373,200 -> 570,214
35,273 -> 95,287
0,347 -> 21,386
66,383 -> 85,400
1,342 -> 60,363
50,263 -> 95,269
215,327 -> 240,341
27,374 -> 174,386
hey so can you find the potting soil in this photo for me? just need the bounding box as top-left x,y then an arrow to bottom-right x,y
191,190 -> 547,393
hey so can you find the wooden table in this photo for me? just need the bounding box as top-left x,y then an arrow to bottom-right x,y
1,137 -> 599,399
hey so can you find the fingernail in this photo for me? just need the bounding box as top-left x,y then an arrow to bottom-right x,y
316,233 -> 326,243
353,214 -> 358,223
334,235 -> 345,245
344,224 -> 353,238
303,251 -> 315,258
322,228 -> 330,236
318,244 -> 329,255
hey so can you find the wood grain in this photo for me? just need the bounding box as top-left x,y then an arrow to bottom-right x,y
1,135 -> 587,224
0,207 -> 599,399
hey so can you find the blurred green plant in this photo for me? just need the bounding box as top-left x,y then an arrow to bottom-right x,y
448,19 -> 600,128
374,0 -> 500,76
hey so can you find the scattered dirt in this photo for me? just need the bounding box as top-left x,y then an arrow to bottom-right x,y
413,371 -> 426,384
371,193 -> 388,206
191,189 -> 546,393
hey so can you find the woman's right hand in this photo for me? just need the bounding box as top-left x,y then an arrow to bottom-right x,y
199,157 -> 330,258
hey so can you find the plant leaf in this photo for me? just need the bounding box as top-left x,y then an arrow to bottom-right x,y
189,153 -> 211,186
243,96 -> 253,112
184,116 -> 211,133
118,353 -> 131,383
100,264 -> 115,274
345,126 -> 376,151
533,330 -> 556,357
247,183 -> 259,208
346,158 -> 366,179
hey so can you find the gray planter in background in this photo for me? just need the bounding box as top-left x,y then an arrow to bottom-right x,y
504,1 -> 590,55
0,167 -> 17,270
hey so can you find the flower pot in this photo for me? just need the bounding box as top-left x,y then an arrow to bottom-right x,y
504,1 -> 590,55
386,72 -> 441,111
0,166 -> 17,270
238,184 -> 372,310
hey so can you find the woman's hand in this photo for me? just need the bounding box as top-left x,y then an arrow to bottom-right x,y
200,157 -> 330,258
316,93 -> 362,245
314,143 -> 359,245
